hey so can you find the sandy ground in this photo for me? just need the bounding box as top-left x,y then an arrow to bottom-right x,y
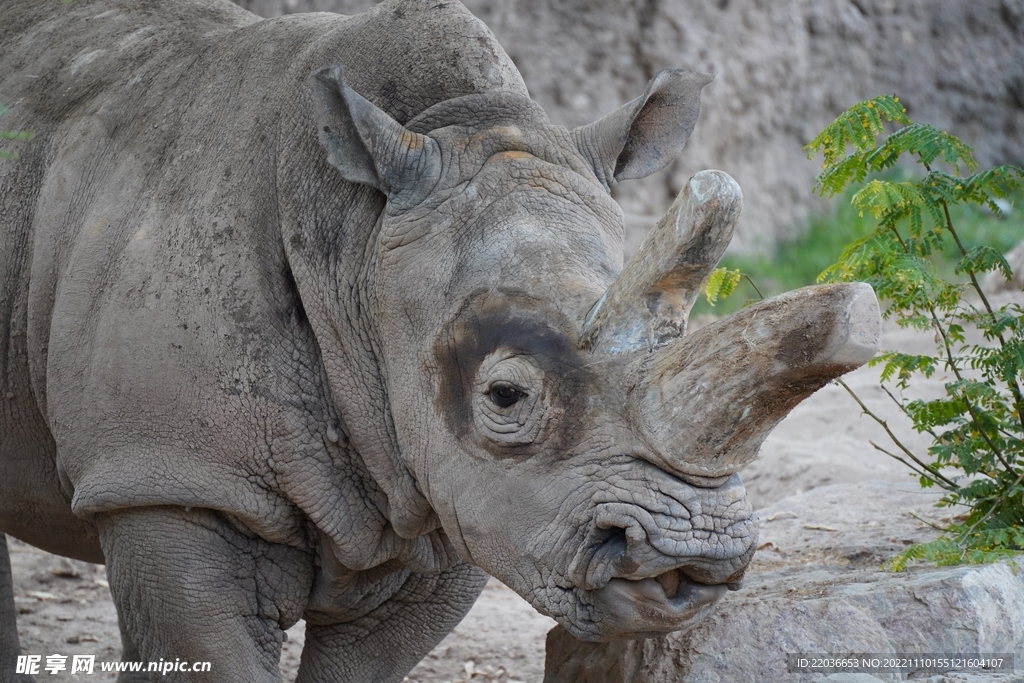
5,313 -> 987,681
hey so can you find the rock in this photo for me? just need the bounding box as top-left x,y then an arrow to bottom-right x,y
543,482 -> 1024,683
235,0 -> 1023,253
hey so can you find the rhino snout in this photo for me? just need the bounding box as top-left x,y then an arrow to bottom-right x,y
571,529 -> 753,639
562,472 -> 756,639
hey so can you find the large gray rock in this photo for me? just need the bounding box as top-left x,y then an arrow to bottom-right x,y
233,0 -> 1024,251
543,481 -> 1024,683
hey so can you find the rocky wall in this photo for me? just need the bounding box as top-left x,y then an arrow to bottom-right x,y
236,0 -> 1024,250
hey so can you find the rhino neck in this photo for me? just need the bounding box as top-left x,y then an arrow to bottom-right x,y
277,133 -> 439,544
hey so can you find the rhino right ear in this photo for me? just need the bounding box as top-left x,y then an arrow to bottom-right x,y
308,65 -> 441,198
572,68 -> 713,189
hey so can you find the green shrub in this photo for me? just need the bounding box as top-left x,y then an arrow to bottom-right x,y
693,177 -> 1021,317
804,95 -> 1024,568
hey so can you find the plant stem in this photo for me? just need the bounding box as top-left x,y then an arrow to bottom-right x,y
870,440 -> 946,487
940,200 -> 1024,437
743,274 -> 765,301
879,383 -> 941,440
837,378 -> 960,489
941,201 -> 995,312
908,510 -> 947,531
886,223 -> 909,251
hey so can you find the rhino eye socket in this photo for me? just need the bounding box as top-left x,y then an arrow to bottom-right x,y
474,353 -> 548,447
489,382 -> 526,408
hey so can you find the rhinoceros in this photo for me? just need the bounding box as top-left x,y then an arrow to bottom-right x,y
0,0 -> 881,680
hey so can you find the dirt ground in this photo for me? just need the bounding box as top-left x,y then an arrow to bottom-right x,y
6,316 -> 978,681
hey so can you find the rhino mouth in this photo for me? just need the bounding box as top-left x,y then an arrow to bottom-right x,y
652,565 -> 743,598
565,519 -> 752,639
588,566 -> 741,637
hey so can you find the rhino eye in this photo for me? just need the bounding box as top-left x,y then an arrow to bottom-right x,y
489,382 -> 527,408
474,353 -> 548,446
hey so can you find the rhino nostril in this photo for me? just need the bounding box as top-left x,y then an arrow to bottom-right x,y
581,528 -> 629,590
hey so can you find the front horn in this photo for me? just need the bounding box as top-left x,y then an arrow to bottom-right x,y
637,282 -> 881,479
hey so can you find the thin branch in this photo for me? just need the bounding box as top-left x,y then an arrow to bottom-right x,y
742,274 -> 765,301
869,440 -> 928,476
995,424 -> 1023,445
886,223 -> 909,251
941,200 -> 995,313
837,378 -> 960,490
879,382 -> 941,440
908,510 -> 947,531
869,440 -> 951,490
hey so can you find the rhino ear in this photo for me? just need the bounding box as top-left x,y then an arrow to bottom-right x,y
572,68 -> 713,188
308,64 -> 441,197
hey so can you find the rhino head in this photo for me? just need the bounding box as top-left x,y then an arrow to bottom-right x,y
306,65 -> 880,641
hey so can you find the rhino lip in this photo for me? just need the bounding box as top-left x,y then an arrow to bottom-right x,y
590,569 -> 729,637
575,530 -> 747,594
652,566 -> 743,597
656,567 -> 681,598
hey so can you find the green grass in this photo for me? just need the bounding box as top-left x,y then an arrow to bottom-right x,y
691,185 -> 1023,318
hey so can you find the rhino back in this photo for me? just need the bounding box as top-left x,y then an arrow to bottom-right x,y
0,0 -> 261,559
0,0 -> 526,565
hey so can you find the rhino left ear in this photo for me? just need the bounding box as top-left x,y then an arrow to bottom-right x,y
572,68 -> 713,189
308,64 -> 442,198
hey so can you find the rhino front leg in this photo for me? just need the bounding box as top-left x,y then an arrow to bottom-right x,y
297,562 -> 487,683
96,507 -> 313,682
1,534 -> 33,683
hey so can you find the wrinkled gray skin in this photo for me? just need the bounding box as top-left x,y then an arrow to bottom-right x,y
2,1 -> 773,680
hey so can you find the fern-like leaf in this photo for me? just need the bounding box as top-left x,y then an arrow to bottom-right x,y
877,123 -> 977,174
702,268 -> 743,306
957,166 -> 1024,212
957,246 -> 1013,280
806,95 -> 909,165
